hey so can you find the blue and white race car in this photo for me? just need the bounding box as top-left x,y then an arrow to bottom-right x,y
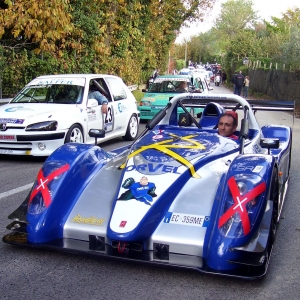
2,93 -> 294,279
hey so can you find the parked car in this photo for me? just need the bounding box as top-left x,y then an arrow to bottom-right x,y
0,74 -> 140,156
139,75 -> 207,121
3,93 -> 294,279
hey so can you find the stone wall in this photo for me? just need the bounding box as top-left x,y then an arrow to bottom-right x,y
249,69 -> 300,105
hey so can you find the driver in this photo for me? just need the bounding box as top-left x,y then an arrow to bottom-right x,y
217,111 -> 238,140
175,81 -> 188,93
88,83 -> 109,114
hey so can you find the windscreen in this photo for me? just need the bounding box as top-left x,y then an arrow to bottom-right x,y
11,84 -> 84,104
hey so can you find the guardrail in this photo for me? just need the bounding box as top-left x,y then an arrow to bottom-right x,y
128,84 -> 138,91
0,98 -> 12,104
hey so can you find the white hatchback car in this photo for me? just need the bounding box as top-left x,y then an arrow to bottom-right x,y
0,74 -> 140,156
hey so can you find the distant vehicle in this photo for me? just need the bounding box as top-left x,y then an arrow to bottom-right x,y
139,75 -> 208,121
214,74 -> 221,86
0,74 -> 140,156
178,68 -> 193,75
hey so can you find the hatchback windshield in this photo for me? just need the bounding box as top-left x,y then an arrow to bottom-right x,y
11,84 -> 84,104
149,80 -> 190,93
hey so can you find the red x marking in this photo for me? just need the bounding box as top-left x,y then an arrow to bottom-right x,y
218,176 -> 266,235
28,164 -> 70,208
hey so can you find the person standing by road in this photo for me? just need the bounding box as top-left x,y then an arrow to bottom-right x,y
222,71 -> 227,84
231,72 -> 237,94
234,71 -> 244,96
243,75 -> 250,98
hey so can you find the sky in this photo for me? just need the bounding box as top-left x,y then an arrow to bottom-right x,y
175,0 -> 300,43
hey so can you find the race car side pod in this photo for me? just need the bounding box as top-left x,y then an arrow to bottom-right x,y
239,106 -> 249,154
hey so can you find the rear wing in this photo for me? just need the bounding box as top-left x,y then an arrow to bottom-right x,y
247,100 -> 294,112
181,97 -> 295,113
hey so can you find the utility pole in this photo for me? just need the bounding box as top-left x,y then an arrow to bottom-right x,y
185,41 -> 187,67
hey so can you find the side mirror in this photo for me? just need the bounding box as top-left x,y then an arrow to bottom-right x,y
260,138 -> 279,154
89,129 -> 106,145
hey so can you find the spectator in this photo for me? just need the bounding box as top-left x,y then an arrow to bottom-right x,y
231,72 -> 237,94
243,75 -> 250,98
218,112 -> 238,140
152,68 -> 160,80
234,71 -> 244,96
222,71 -> 227,84
88,83 -> 109,114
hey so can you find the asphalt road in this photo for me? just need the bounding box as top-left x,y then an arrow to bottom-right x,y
1,85 -> 300,300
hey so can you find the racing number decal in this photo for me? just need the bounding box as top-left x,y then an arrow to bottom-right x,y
103,105 -> 114,132
104,107 -> 113,124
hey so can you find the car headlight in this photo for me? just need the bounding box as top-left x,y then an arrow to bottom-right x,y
26,121 -> 58,131
218,174 -> 266,238
140,101 -> 151,106
28,161 -> 70,215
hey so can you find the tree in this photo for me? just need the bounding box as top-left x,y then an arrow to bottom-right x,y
214,0 -> 258,39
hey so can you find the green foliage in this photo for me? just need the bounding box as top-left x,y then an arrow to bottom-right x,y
0,0 -> 216,93
175,59 -> 186,70
132,89 -> 144,103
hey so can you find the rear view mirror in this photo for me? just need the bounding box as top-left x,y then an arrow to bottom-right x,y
89,129 -> 106,145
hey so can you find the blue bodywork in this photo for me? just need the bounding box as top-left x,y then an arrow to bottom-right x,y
3,94 -> 293,279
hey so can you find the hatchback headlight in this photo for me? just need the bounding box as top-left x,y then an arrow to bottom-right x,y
26,121 -> 58,131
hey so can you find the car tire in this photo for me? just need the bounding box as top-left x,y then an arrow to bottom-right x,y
65,124 -> 84,144
123,114 -> 138,141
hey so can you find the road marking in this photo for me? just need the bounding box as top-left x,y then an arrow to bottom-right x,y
0,183 -> 33,200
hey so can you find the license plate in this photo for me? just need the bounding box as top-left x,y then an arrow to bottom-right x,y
0,149 -> 13,154
164,212 -> 210,227
0,135 -> 16,141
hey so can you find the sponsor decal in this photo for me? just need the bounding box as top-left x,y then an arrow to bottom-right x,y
152,135 -> 163,140
118,102 -> 122,112
125,163 -> 181,175
71,214 -> 106,226
120,133 -> 206,178
234,163 -> 254,172
152,129 -> 164,140
218,176 -> 266,235
5,106 -> 33,112
28,164 -> 70,208
0,135 -> 16,140
252,165 -> 263,173
164,212 -> 210,227
252,144 -> 262,154
37,79 -> 74,85
155,77 -> 189,82
118,176 -> 157,206
119,221 -> 127,228
0,118 -> 25,124
118,102 -> 126,113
